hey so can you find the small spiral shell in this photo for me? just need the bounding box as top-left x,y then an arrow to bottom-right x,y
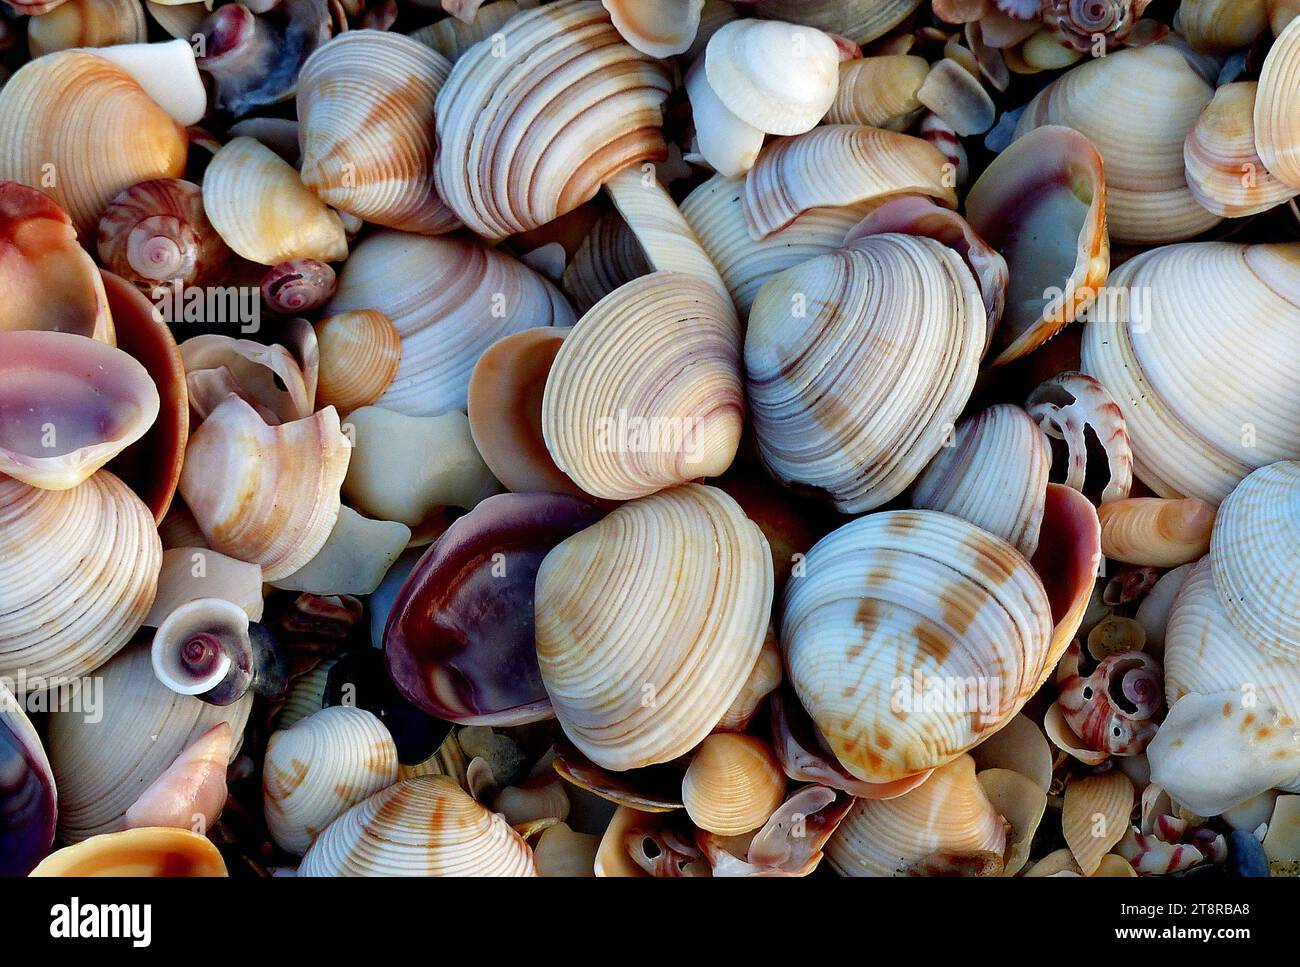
98,179 -> 231,288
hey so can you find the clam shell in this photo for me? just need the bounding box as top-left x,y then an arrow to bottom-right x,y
299,775 -> 538,876
1255,15 -> 1300,190
1098,497 -> 1218,568
825,755 -> 1006,877
536,484 -> 773,771
682,734 -> 786,835
542,271 -> 743,501
827,55 -> 928,130
1178,0 -> 1269,52
409,0 -> 535,62
297,30 -> 458,234
0,471 -> 161,683
179,395 -> 351,582
30,827 -> 227,877
561,210 -> 651,313
202,136 -> 348,266
1186,82 -> 1299,218
313,310 -> 402,415
0,681 -> 57,877
27,0 -> 148,57
0,50 -> 187,238
750,0 -> 922,45
1062,771 -> 1134,875
603,0 -> 704,57
715,626 -> 783,733
264,706 -> 400,855
977,767 -> 1045,876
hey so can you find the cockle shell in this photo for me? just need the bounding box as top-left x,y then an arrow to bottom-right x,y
603,0 -> 704,57
202,136 -> 348,266
542,272 -> 743,501
825,756 -> 1006,877
326,231 -> 575,417
1081,243 -> 1300,503
264,706 -> 399,855
31,827 -> 228,877
910,404 -> 1050,558
0,682 -> 56,877
1055,641 -> 1163,756
434,1 -> 673,240
297,30 -> 458,234
1097,497 -> 1217,567
0,471 -> 161,684
827,56 -> 928,130
1186,82 -> 1299,218
1255,16 -> 1300,189
536,484 -> 773,771
299,775 -> 538,876
27,0 -> 148,57
745,234 -> 984,513
98,179 -> 232,290
1062,771 -> 1134,875
682,734 -> 786,835
313,310 -> 401,415
179,395 -> 351,582
0,330 -> 160,490
0,50 -> 187,238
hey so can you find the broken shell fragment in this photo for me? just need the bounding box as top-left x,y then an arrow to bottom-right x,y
1025,371 -> 1133,503
1056,641 -> 1164,756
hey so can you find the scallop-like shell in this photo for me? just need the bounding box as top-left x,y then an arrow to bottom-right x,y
313,310 -> 401,415
1014,44 -> 1219,245
828,56 -> 928,130
178,395 -> 351,582
536,484 -> 773,771
742,125 -> 958,239
264,706 -> 399,855
27,0 -> 148,57
47,643 -> 252,842
202,136 -> 348,266
31,827 -> 228,877
825,756 -> 1006,877
0,471 -> 161,684
542,272 -> 743,501
299,775 -> 538,876
1081,243 -> 1300,502
434,1 -> 673,240
1062,771 -> 1134,875
745,234 -> 984,513
1255,16 -> 1300,190
297,31 -> 458,234
98,179 -> 231,290
326,231 -> 575,417
0,51 -> 187,238
1097,497 -> 1217,567
603,0 -> 704,57
0,681 -> 56,877
782,510 -> 1055,784
682,734 -> 786,835
0,330 -> 160,490
1186,82 -> 1299,218
910,404 -> 1050,558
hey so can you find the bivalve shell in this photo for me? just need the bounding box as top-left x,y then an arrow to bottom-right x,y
1255,15 -> 1300,189
1062,771 -> 1134,875
31,827 -> 227,877
1098,497 -> 1217,567
313,310 -> 402,415
1186,82 -> 1299,218
682,734 -> 786,835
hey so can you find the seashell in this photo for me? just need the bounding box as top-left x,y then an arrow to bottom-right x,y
1044,701 -> 1109,767
535,822 -> 600,877
825,756 -> 1006,877
1081,243 -> 1300,503
145,547 -> 264,626
602,0 -> 704,57
682,734 -> 786,835
1014,44 -> 1219,245
27,0 -> 148,57
1134,562 -> 1193,656
967,126 -> 1109,367
970,714 -> 1052,793
781,509 -> 1054,784
0,183 -> 113,342
341,406 -> 500,529
536,484 -> 773,771
0,471 -> 161,684
550,739 -> 684,812
977,767 -> 1046,876
1178,0 -> 1269,52
1272,0 -> 1300,36
1041,0 -> 1152,52
313,310 -> 401,415
299,775 -> 538,876
326,231 -> 575,417
179,395 -> 351,581
385,493 -> 604,726
151,597 -> 288,704
0,50 -> 188,238
433,1 -> 673,240
0,330 -> 160,490
1098,497 -> 1217,567
1055,641 -> 1163,756
48,643 -> 252,842
745,234 -> 984,513
1087,614 -> 1148,659
1263,795 -> 1300,867
83,38 -> 207,127
921,111 -> 969,186
146,1 -> 210,42
917,57 -> 995,136
493,774 -> 570,827
685,55 -> 766,178
1255,16 -> 1300,190
715,627 -> 783,732
742,126 -> 958,239
123,721 -> 231,832
202,137 -> 347,266
261,258 -> 336,315
409,0 -> 533,61
750,0 -> 923,45
270,506 -> 410,596
542,272 -> 743,501
31,827 -> 227,877
1062,771 -> 1134,875
297,31 -> 458,234
827,56 -> 929,130
714,475 -> 837,593
1186,82 -> 1299,218
1025,371 -> 1133,503
910,404 -> 1050,558
699,784 -> 853,877
561,210 -> 651,313
679,173 -> 873,316
264,705 -> 399,855
274,657 -> 336,732
98,179 -> 231,291
1023,848 -> 1083,877
595,805 -> 709,877
0,682 -> 57,877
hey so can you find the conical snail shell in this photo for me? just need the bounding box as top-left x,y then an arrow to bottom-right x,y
781,509 -> 1055,784
535,484 -> 774,771
745,234 -> 985,514
299,775 -> 538,876
30,827 -> 228,877
0,471 -> 161,684
297,30 -> 459,234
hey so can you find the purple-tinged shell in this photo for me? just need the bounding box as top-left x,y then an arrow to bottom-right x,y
1042,0 -> 1153,52
384,492 -> 604,726
261,259 -> 337,315
1057,640 -> 1163,756
0,683 -> 56,877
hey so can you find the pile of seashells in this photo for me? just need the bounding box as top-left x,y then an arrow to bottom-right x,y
1,0 -> 1299,880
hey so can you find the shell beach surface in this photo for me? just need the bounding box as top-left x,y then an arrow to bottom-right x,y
2,0 -> 1300,887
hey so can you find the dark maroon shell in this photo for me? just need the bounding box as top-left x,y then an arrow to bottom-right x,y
384,492 -> 604,726
1,689 -> 56,877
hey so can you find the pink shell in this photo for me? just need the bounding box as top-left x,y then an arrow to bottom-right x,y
1057,641 -> 1163,755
